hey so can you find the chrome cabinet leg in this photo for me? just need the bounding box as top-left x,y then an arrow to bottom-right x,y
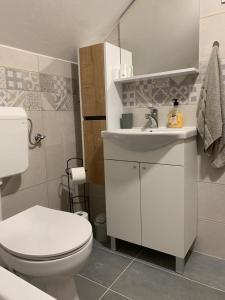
110,237 -> 117,251
175,257 -> 185,274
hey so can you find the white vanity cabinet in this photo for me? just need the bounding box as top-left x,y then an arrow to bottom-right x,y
103,132 -> 197,272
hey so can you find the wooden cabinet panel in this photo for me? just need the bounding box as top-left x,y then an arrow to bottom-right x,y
79,44 -> 106,116
105,160 -> 141,245
83,120 -> 106,184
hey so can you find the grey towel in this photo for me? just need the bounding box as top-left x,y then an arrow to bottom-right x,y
197,45 -> 225,168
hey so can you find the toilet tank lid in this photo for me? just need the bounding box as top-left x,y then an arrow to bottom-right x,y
0,107 -> 27,120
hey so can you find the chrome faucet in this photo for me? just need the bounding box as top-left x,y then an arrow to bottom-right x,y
145,106 -> 158,128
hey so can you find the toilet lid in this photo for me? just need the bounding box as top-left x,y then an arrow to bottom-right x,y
0,206 -> 92,259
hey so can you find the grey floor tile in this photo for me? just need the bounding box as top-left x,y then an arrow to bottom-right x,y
184,252 -> 225,291
94,238 -> 142,259
136,247 -> 175,271
79,247 -> 131,287
75,275 -> 106,300
112,261 -> 225,300
102,290 -> 130,300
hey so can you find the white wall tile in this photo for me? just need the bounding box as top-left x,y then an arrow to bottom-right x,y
198,144 -> 225,184
200,13 -> 225,60
181,104 -> 197,127
2,183 -> 48,219
194,219 -> 225,259
0,45 -> 38,71
200,0 -> 225,18
42,111 -> 63,146
38,56 -> 74,78
198,182 -> 225,223
61,111 -> 76,145
47,178 -> 68,211
45,144 -> 65,180
63,142 -> 77,166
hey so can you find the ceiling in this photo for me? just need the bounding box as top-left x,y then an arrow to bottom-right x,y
0,0 -> 133,62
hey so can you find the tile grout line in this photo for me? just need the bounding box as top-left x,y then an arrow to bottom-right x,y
107,289 -> 132,300
97,249 -> 143,300
193,250 -> 225,263
76,274 -> 108,289
135,257 -> 225,294
97,259 -> 134,300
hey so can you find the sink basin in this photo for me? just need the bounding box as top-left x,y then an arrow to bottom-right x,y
101,127 -> 197,151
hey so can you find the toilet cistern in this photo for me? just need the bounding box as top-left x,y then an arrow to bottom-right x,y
0,107 -> 28,221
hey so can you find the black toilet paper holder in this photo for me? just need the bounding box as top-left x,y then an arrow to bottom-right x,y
65,157 -> 89,215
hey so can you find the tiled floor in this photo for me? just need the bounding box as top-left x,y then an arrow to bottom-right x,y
75,239 -> 225,299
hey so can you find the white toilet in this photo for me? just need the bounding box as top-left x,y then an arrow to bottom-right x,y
0,205 -> 93,300
0,108 -> 93,300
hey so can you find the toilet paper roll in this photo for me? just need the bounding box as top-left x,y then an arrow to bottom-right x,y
75,211 -> 88,220
70,167 -> 86,184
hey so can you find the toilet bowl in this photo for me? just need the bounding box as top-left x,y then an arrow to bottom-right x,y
0,205 -> 93,300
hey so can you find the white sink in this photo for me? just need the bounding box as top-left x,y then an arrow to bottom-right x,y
101,127 -> 197,151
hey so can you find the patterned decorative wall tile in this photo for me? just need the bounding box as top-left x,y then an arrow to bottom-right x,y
122,82 -> 136,92
188,83 -> 202,104
0,64 -> 79,111
7,90 -> 41,110
66,78 -> 73,94
41,92 -> 61,110
152,78 -> 169,88
41,92 -> 74,111
136,84 -> 152,107
169,85 -> 190,104
122,91 -> 136,107
6,68 -> 23,90
121,73 -> 202,108
58,94 -> 74,111
39,73 -> 54,93
22,71 -> 40,91
0,89 -> 8,106
152,87 -> 170,105
0,67 -> 6,89
136,79 -> 152,91
53,75 -> 67,95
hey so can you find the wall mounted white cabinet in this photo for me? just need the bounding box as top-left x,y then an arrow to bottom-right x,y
103,136 -> 197,273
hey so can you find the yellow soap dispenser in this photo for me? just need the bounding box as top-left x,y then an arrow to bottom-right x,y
167,99 -> 183,128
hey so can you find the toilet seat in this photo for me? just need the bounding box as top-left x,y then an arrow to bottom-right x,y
0,206 -> 92,261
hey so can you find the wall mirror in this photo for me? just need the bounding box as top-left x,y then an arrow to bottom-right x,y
119,0 -> 199,76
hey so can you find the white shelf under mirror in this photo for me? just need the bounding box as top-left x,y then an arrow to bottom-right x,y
114,67 -> 199,84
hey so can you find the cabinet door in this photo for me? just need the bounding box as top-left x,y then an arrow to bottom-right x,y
141,163 -> 184,257
83,120 -> 106,184
105,160 -> 141,245
79,44 -> 106,116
